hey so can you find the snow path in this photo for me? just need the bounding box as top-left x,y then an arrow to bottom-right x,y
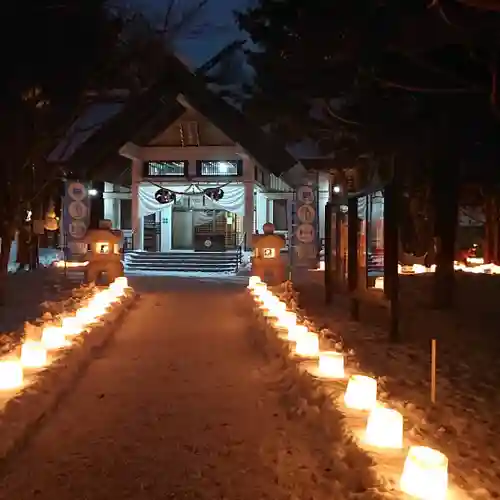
0,277 -> 362,500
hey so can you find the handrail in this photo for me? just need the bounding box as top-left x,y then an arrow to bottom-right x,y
235,232 -> 246,273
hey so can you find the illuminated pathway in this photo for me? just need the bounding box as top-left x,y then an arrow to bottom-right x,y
0,277 -> 379,500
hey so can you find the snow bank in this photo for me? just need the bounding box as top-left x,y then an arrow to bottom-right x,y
247,289 -> 390,499
0,284 -> 137,462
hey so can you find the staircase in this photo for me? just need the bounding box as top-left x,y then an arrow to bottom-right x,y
125,251 -> 241,274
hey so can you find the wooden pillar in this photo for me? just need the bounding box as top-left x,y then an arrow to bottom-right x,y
384,166 -> 400,342
324,202 -> 333,303
347,197 -> 359,320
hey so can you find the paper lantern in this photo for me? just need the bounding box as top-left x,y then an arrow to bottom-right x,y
374,277 -> 384,290
288,324 -> 308,342
318,351 -> 344,378
114,276 -> 128,288
21,341 -> 48,368
41,326 -> 68,350
344,375 -> 377,410
400,446 -> 448,500
295,332 -> 320,357
0,360 -> 23,390
365,406 -> 403,448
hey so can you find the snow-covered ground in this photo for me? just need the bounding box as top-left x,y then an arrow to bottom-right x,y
0,277 -> 387,499
294,271 -> 500,499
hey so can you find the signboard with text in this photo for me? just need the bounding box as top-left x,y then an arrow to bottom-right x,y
291,173 -> 319,270
63,181 -> 90,257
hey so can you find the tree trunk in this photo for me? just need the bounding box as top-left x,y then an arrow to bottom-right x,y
0,227 -> 14,306
432,161 -> 459,309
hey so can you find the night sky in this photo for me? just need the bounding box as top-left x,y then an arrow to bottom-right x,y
137,0 -> 250,66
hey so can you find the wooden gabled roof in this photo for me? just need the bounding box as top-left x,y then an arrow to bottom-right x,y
65,53 -> 298,179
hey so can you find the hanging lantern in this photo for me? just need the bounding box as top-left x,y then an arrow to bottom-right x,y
0,360 -> 24,390
400,446 -> 448,500
21,341 -> 48,369
365,406 -> 403,449
44,199 -> 59,231
344,375 -> 377,410
318,351 -> 345,378
204,187 -> 224,201
295,332 -> 320,357
155,188 -> 176,204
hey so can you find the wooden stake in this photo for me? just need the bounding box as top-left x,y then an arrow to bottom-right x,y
431,338 -> 437,404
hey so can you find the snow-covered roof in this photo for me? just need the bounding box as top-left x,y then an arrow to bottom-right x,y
48,102 -> 124,163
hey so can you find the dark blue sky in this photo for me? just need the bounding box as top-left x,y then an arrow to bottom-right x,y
136,0 -> 250,66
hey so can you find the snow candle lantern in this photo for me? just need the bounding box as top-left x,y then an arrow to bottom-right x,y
318,351 -> 345,378
275,311 -> 296,330
400,446 -> 448,500
295,332 -> 320,357
374,277 -> 384,290
248,276 -> 261,289
0,360 -> 24,390
61,316 -> 83,336
21,340 -> 48,369
365,406 -> 403,448
344,375 -> 377,410
288,324 -> 308,342
41,326 -> 68,350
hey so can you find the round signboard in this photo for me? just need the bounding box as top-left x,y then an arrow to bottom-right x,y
296,223 -> 315,244
68,201 -> 88,219
297,186 -> 314,204
67,182 -> 87,201
297,204 -> 315,224
204,239 -> 212,248
68,220 -> 87,239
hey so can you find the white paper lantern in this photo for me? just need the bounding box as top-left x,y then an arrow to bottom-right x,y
248,276 -> 261,289
41,326 -> 68,350
318,351 -> 344,378
400,446 -> 448,500
365,406 -> 403,448
295,332 -> 320,357
344,375 -> 377,410
61,316 -> 83,336
0,360 -> 24,390
275,311 -> 296,330
21,341 -> 48,368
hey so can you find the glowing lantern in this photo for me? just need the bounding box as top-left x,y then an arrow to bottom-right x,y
295,332 -> 320,357
76,306 -> 96,326
21,341 -> 48,369
288,324 -> 308,342
0,360 -> 24,390
365,406 -> 403,448
41,326 -> 68,350
61,316 -> 83,336
114,277 -> 128,288
344,375 -> 377,410
248,276 -> 261,289
318,351 -> 344,378
275,311 -> 296,330
374,277 -> 384,290
400,446 -> 448,500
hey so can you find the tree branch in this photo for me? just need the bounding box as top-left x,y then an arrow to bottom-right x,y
372,75 -> 483,93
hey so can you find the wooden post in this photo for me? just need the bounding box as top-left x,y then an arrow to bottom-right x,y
431,338 -> 437,404
347,197 -> 359,320
384,160 -> 400,342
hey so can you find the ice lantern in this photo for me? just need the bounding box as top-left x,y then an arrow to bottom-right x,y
318,351 -> 345,378
400,446 -> 448,500
295,332 -> 320,357
0,360 -> 24,390
288,324 -> 308,342
365,406 -> 403,449
344,375 -> 377,410
21,341 -> 48,369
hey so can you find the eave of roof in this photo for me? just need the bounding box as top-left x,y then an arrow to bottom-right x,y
63,53 -> 299,179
